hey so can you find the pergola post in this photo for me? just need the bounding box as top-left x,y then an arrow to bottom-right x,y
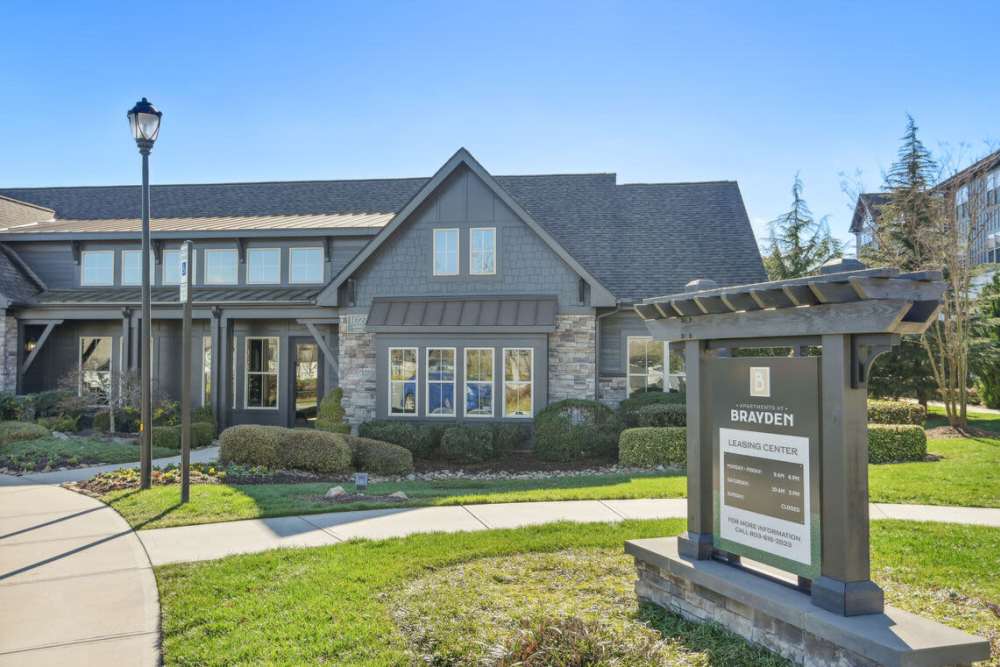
678,339 -> 714,559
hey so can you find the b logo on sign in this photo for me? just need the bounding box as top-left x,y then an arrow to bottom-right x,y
750,367 -> 770,397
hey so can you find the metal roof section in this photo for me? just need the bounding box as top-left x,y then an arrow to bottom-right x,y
0,213 -> 394,234
635,260 -> 946,339
34,286 -> 322,305
366,295 -> 558,332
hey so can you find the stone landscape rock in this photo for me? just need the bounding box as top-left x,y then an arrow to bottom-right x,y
324,486 -> 346,499
388,491 -> 408,500
52,431 -> 70,440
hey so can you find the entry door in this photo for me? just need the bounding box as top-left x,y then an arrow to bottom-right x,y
291,339 -> 323,427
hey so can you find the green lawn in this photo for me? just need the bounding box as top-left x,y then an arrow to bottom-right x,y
926,404 -> 1000,433
0,436 -> 177,472
104,471 -> 689,529
155,519 -> 1000,665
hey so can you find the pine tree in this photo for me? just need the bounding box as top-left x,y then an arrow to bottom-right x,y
763,175 -> 844,280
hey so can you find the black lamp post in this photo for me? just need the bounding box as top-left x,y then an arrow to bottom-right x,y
127,98 -> 161,490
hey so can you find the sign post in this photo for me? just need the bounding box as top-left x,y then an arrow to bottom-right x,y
623,260 -> 988,665
179,241 -> 192,504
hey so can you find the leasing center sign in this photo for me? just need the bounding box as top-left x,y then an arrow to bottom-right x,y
710,356 -> 821,578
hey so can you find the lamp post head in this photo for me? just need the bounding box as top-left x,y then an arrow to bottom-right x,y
127,97 -> 162,152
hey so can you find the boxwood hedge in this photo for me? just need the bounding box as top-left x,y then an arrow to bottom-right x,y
357,420 -> 442,459
534,399 -> 621,461
344,435 -> 413,475
635,403 -> 686,427
867,400 -> 926,425
439,426 -> 494,463
867,424 -> 927,463
618,427 -> 687,467
618,391 -> 686,427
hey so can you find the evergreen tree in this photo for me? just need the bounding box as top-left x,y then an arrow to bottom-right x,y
971,273 -> 1000,408
764,175 -> 844,280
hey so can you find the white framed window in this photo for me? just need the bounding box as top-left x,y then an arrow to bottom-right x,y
202,336 -> 212,406
470,227 -> 496,275
502,348 -> 533,418
464,347 -> 494,418
426,347 -> 456,417
121,249 -> 155,286
247,248 -> 281,284
627,336 -> 665,395
433,228 -> 459,275
79,336 -> 112,400
244,337 -> 279,409
388,347 -> 418,416
81,251 -> 114,286
162,249 -> 180,284
289,247 -> 324,283
203,249 -> 238,285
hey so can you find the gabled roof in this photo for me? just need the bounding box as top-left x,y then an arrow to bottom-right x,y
1,149 -> 766,303
849,193 -> 890,234
317,148 -> 618,307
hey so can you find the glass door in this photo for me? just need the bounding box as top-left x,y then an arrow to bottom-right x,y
293,341 -> 320,426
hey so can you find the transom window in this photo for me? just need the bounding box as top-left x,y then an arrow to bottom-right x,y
502,348 -> 533,417
81,251 -> 114,286
433,228 -> 459,275
289,247 -> 324,283
464,347 -> 494,417
627,336 -> 664,394
245,337 -> 279,409
79,336 -> 112,400
247,248 -> 281,284
426,348 -> 456,416
204,249 -> 238,285
162,249 -> 181,284
470,227 -> 496,275
389,347 -> 418,416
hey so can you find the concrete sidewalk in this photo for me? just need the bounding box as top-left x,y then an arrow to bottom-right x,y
0,484 -> 159,666
138,498 -> 1000,566
0,446 -> 220,487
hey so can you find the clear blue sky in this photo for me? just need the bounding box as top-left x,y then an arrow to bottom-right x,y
2,1 -> 996,248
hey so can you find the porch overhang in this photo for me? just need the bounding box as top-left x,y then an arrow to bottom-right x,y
366,295 -> 558,333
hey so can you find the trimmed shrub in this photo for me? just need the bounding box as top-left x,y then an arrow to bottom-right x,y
635,403 -> 686,427
36,415 -> 80,433
0,421 -> 49,446
193,405 -> 216,426
152,425 -> 181,451
191,421 -> 216,448
345,435 -> 414,475
867,400 -> 926,425
868,424 -> 927,464
93,408 -> 140,434
316,389 -> 351,434
282,429 -> 352,474
219,425 -> 285,468
357,420 -> 441,459
439,426 -> 494,463
491,423 -> 531,455
0,392 -> 20,421
31,390 -> 75,418
618,391 -> 686,427
534,399 -> 622,461
618,427 -> 687,468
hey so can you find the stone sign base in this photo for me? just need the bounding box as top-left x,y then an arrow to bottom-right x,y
626,538 -> 990,667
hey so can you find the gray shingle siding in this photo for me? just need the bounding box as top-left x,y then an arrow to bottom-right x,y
351,167 -> 584,309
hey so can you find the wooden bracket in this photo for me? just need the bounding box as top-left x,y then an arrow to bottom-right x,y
70,241 -> 81,264
237,239 -> 247,264
20,320 -> 62,376
851,333 -> 899,388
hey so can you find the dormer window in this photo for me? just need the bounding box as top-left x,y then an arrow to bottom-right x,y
433,228 -> 459,276
470,227 -> 496,275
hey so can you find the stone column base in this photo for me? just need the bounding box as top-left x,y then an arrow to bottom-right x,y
626,537 -> 989,667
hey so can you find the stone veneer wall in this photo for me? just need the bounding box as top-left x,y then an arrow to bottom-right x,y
633,558 -> 880,667
548,314 -> 596,402
337,314 -> 376,427
0,314 -> 16,393
597,376 -> 627,408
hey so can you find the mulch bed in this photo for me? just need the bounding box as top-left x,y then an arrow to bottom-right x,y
413,452 -> 616,474
925,425 -> 997,439
310,493 -> 408,505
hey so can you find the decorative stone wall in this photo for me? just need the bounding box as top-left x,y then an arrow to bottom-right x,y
0,314 -> 17,393
597,376 -> 627,408
337,314 -> 376,427
548,314 -> 596,402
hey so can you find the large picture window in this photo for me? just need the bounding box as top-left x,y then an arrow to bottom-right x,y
79,337 -> 112,400
204,249 -> 238,285
389,347 -> 418,416
470,227 -> 496,275
81,251 -> 114,286
464,347 -> 494,417
289,247 -> 324,283
426,348 -> 456,416
627,336 -> 664,394
247,248 -> 281,284
433,228 -> 459,275
245,337 -> 279,409
503,348 -> 533,417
